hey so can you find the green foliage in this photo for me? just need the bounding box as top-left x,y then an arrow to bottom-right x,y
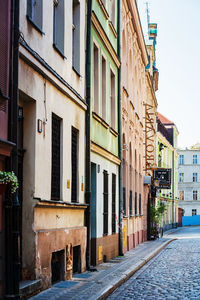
0,171 -> 18,194
150,203 -> 166,237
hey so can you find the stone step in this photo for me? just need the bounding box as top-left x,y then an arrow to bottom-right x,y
19,279 -> 42,299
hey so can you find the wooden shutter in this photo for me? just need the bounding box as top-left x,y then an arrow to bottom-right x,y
51,114 -> 61,200
112,174 -> 116,234
34,0 -> 43,30
71,127 -> 78,202
72,0 -> 80,72
103,171 -> 108,235
54,0 -> 65,55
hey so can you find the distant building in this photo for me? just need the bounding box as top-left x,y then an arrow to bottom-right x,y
178,144 -> 200,225
156,113 -> 179,230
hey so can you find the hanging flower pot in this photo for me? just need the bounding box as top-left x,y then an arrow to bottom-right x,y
0,183 -> 7,195
0,171 -> 18,194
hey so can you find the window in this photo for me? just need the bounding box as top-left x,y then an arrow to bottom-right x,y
193,154 -> 197,165
129,190 -> 132,216
179,155 -> 184,165
27,0 -> 43,32
71,127 -> 79,202
93,43 -> 99,114
103,171 -> 108,235
72,0 -> 80,73
112,174 -> 116,234
179,173 -> 184,183
135,192 -> 137,215
192,209 -> 197,216
101,55 -> 106,120
193,190 -> 198,200
158,154 -> 161,167
139,194 -> 141,215
193,173 -> 198,182
179,190 -> 184,200
53,0 -> 65,56
51,114 -> 61,200
110,0 -> 116,27
123,187 -> 126,216
110,69 -> 116,129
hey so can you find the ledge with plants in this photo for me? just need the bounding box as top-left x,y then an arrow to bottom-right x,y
0,171 -> 18,194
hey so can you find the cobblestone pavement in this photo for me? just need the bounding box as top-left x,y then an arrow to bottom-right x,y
108,228 -> 200,300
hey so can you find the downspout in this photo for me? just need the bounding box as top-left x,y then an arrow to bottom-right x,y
5,0 -> 20,299
118,0 -> 123,256
85,0 -> 92,269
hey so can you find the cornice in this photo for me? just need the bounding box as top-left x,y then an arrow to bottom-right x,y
91,12 -> 120,68
91,142 -> 121,165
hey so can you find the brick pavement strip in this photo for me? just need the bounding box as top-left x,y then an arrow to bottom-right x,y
30,237 -> 176,300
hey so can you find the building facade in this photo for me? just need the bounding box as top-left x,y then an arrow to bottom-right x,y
178,144 -> 200,225
121,0 -> 149,252
89,0 -> 121,266
18,0 -> 87,290
156,113 -> 179,230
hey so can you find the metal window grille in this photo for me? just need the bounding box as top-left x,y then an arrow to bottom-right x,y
71,127 -> 78,202
139,193 -> 141,215
51,114 -> 60,200
135,192 -> 137,215
112,174 -> 116,234
123,187 -> 126,216
103,171 -> 108,235
129,190 -> 132,216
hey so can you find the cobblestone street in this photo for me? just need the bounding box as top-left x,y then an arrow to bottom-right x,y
108,226 -> 200,300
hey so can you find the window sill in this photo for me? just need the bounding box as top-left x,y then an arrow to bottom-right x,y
34,198 -> 88,209
53,43 -> 66,59
97,0 -> 109,20
109,21 -> 117,38
27,16 -> 44,35
72,66 -> 81,78
110,127 -> 118,137
92,112 -> 109,129
103,233 -> 108,236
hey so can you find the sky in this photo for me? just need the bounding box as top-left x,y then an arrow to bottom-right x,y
137,0 -> 200,149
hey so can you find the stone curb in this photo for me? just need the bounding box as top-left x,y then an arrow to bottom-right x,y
92,238 -> 177,300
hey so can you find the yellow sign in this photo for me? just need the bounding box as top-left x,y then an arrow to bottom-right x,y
98,246 -> 103,261
123,225 -> 127,248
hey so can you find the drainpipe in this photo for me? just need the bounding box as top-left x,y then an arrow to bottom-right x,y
117,0 -> 123,256
5,0 -> 20,299
85,0 -> 92,269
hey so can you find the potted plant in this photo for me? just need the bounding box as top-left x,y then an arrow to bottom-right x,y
150,203 -> 166,239
0,171 -> 18,194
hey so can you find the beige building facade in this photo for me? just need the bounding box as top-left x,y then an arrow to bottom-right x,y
18,0 -> 87,289
121,0 -> 149,252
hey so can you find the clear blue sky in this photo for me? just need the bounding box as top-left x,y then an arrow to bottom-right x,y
138,0 -> 200,148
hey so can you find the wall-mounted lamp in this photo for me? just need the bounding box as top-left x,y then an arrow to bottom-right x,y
37,119 -> 43,133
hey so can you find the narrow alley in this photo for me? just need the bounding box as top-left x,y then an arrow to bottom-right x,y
108,226 -> 200,300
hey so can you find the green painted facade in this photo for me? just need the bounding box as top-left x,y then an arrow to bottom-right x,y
90,0 -> 119,156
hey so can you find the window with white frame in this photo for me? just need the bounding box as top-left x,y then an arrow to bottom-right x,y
93,43 -> 99,114
179,190 -> 184,200
110,0 -> 116,27
110,69 -> 116,129
193,190 -> 198,200
101,55 -> 106,120
179,173 -> 184,183
179,155 -> 184,165
193,172 -> 198,182
192,209 -> 197,216
193,154 -> 197,165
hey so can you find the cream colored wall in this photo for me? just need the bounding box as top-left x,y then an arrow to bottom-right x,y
19,0 -> 86,97
34,207 -> 84,230
19,60 -> 86,204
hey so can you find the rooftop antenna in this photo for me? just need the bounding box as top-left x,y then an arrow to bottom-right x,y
145,1 -> 150,36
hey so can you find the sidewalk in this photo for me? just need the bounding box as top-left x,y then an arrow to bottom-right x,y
30,231 -> 177,300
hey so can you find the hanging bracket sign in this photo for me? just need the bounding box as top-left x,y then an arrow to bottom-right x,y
153,168 -> 171,189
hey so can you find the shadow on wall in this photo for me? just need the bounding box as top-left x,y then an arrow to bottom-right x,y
182,215 -> 200,226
